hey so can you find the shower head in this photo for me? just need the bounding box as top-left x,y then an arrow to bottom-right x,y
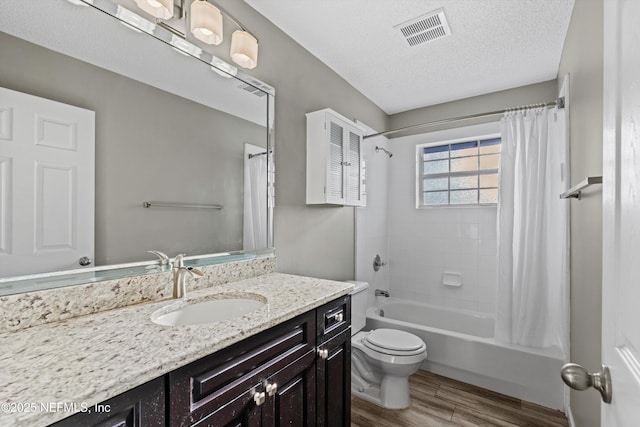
375,146 -> 393,158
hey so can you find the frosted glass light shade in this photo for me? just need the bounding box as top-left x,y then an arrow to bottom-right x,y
190,1 -> 223,45
230,30 -> 258,69
133,0 -> 173,19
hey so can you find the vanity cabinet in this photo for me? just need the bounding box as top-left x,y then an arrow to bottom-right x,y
306,109 -> 366,206
50,296 -> 351,427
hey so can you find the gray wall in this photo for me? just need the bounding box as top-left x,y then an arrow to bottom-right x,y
557,0 -> 604,425
217,1 -> 388,280
0,32 -> 266,266
388,80 -> 559,135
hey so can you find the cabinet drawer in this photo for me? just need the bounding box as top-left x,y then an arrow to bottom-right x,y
316,295 -> 351,342
170,311 -> 316,426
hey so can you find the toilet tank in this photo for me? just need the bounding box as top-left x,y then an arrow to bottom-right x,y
347,281 -> 369,334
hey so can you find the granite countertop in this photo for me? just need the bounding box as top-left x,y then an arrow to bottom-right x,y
0,273 -> 353,427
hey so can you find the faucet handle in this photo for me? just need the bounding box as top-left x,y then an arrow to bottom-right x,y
148,250 -> 170,266
173,254 -> 186,268
187,267 -> 205,278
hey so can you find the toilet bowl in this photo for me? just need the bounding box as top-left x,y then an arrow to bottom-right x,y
348,281 -> 427,409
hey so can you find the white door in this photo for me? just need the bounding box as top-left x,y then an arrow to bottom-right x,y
0,87 -> 95,277
601,0 -> 640,424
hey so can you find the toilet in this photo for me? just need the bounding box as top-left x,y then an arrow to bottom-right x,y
349,281 -> 427,409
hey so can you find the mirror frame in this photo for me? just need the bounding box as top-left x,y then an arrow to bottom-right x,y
0,0 -> 275,296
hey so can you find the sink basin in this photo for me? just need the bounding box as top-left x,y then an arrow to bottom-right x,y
152,296 -> 266,326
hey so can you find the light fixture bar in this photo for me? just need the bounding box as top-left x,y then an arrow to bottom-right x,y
205,0 -> 258,42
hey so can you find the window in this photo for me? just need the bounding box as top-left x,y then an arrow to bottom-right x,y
418,137 -> 501,206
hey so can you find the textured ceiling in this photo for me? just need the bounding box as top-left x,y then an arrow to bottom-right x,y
244,0 -> 575,114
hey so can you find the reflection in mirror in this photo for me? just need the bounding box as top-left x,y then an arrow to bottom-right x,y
0,0 -> 274,295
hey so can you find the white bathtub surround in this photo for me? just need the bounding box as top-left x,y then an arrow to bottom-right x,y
355,123 -> 390,305
497,106 -> 569,353
367,298 -> 565,410
388,123 -> 500,313
442,271 -> 463,287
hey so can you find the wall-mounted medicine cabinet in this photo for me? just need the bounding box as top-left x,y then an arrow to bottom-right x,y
306,108 -> 366,206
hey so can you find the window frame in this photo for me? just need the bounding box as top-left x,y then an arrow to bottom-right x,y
416,133 -> 501,208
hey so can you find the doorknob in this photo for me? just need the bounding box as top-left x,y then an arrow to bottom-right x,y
79,256 -> 92,266
560,363 -> 612,404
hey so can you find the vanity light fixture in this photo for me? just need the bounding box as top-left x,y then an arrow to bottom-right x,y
230,30 -> 258,70
127,0 -> 260,70
191,0 -> 259,69
134,0 -> 173,20
190,0 -> 223,45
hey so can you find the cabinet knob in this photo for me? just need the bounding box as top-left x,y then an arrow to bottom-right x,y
266,382 -> 278,397
253,391 -> 266,406
318,348 -> 329,359
333,312 -> 343,322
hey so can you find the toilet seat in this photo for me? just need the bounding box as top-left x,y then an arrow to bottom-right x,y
363,329 -> 426,356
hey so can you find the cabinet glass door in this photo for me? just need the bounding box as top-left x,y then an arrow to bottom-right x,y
346,129 -> 363,205
327,121 -> 345,203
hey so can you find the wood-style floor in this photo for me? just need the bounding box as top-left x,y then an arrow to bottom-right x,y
351,370 -> 569,427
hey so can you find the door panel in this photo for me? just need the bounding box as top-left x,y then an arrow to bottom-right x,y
602,0 -> 640,424
0,87 -> 95,276
316,329 -> 351,427
263,351 -> 316,427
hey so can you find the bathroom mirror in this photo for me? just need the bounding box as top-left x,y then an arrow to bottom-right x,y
0,0 -> 274,295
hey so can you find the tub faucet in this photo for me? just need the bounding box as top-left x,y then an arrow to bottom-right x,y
375,289 -> 390,297
172,254 -> 204,299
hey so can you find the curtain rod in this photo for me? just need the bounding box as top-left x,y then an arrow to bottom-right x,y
363,97 -> 565,140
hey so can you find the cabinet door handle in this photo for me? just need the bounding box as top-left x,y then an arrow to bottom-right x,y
318,348 -> 329,359
253,391 -> 266,406
333,312 -> 343,322
266,382 -> 278,397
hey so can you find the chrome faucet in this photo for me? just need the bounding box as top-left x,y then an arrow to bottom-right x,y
172,254 -> 204,299
148,250 -> 170,266
375,289 -> 390,297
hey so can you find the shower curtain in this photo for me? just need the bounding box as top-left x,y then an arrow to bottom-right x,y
243,152 -> 268,251
496,106 -> 569,354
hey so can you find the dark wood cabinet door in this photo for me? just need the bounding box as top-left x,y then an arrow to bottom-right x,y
262,350 -> 316,427
316,329 -> 351,427
49,377 -> 165,427
170,312 -> 316,427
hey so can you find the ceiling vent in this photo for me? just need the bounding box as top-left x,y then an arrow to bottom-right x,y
395,8 -> 451,47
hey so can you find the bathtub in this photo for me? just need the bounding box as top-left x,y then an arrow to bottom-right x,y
366,298 -> 566,410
